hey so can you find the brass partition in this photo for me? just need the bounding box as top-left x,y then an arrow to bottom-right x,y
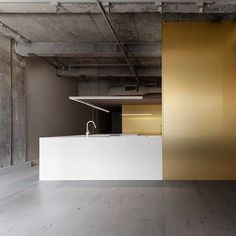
122,104 -> 162,135
163,23 -> 236,180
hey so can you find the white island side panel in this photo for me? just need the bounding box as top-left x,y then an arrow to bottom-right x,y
40,135 -> 162,180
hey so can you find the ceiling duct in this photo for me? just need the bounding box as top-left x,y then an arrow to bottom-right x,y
108,84 -> 161,96
124,84 -> 137,91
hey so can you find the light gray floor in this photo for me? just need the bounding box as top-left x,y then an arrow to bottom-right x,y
0,166 -> 236,236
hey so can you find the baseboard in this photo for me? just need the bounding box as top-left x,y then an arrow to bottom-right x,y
0,161 -> 32,176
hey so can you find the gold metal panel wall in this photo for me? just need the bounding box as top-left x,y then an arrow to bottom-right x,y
122,104 -> 162,135
163,23 -> 236,180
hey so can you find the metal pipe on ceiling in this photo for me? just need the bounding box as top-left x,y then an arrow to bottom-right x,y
95,0 -> 140,88
0,0 -> 229,4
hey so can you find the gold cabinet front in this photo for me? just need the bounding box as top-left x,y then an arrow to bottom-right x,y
163,22 -> 236,180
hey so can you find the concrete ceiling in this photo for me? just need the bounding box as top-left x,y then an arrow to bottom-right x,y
0,1 -> 235,87
0,13 -> 161,43
0,12 -> 161,81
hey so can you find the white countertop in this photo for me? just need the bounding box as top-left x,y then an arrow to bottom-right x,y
40,134 -> 162,139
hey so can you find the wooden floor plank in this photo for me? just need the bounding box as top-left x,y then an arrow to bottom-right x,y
0,167 -> 236,236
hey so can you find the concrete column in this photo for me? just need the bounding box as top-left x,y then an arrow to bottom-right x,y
0,35 -> 11,167
11,52 -> 26,165
0,35 -> 26,168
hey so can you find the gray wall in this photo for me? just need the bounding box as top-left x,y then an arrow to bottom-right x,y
25,58 -> 92,162
0,35 -> 26,168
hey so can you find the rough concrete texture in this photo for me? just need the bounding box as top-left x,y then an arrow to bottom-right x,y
0,13 -> 161,69
0,13 -> 161,43
0,35 -> 11,168
12,63 -> 26,165
0,73 -> 11,167
0,1 -> 235,14
0,34 -> 26,168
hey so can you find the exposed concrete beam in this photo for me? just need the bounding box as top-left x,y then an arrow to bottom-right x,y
0,1 -> 235,13
0,3 -> 150,13
0,22 -> 30,43
57,66 -> 161,78
15,42 -> 161,58
61,64 -> 160,68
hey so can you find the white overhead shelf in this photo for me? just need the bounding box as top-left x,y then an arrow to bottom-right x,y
69,96 -> 145,113
69,96 -> 143,100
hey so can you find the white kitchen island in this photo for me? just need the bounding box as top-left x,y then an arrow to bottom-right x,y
40,134 -> 162,180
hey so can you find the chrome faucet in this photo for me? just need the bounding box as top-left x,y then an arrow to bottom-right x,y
86,120 -> 96,137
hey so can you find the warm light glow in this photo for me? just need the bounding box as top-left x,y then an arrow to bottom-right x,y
122,104 -> 162,135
